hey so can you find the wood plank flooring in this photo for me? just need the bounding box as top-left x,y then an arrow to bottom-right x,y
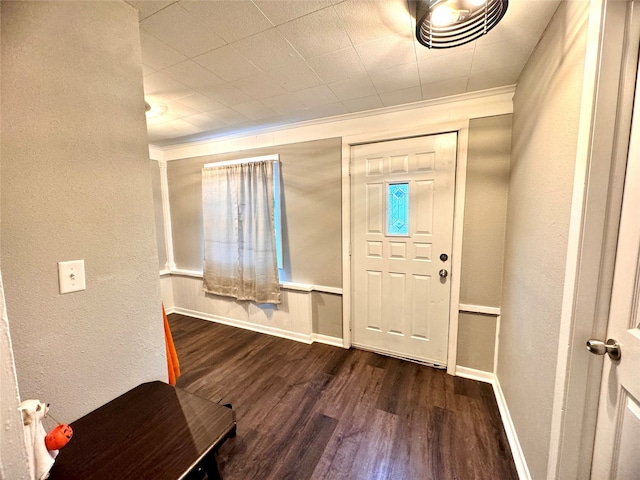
168,313 -> 518,480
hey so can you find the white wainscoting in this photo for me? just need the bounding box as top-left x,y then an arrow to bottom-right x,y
160,272 -> 174,309
163,274 -> 342,347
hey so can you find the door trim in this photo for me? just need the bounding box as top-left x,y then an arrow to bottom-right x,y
342,120 -> 470,374
547,0 -> 640,478
448,126 -> 469,373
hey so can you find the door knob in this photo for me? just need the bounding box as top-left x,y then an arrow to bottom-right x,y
586,338 -> 621,360
439,269 -> 448,278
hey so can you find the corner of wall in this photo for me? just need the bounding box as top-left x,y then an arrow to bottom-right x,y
0,273 -> 30,479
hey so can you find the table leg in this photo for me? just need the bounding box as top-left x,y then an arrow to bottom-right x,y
202,452 -> 222,480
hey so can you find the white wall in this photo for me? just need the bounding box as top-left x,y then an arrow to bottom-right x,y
498,2 -> 589,478
0,1 -> 166,423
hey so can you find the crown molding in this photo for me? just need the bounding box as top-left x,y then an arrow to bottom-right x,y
148,144 -> 164,161
151,85 -> 515,161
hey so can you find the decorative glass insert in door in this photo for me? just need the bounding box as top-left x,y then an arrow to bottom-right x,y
387,182 -> 409,235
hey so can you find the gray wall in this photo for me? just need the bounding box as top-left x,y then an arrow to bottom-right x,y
163,118 -> 513,347
1,1 -> 166,424
312,291 -> 342,338
456,312 -> 497,372
460,115 -> 512,307
168,138 -> 342,287
457,114 -> 512,372
498,2 -> 588,478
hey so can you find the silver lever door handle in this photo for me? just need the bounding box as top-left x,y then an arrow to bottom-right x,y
586,339 -> 621,360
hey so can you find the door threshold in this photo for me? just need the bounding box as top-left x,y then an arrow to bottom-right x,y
352,343 -> 446,369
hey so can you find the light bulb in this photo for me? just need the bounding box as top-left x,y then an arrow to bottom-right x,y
145,103 -> 168,118
431,4 -> 460,27
468,0 -> 487,6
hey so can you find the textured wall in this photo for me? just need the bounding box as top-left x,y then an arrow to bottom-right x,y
0,27 -> 28,471
0,274 -> 30,479
1,1 -> 166,423
498,2 -> 588,478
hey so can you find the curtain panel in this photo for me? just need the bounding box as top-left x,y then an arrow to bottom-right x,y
202,160 -> 281,304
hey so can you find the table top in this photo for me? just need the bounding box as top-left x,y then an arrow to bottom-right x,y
48,381 -> 236,480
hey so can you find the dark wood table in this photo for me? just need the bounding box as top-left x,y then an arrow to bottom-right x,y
48,381 -> 236,480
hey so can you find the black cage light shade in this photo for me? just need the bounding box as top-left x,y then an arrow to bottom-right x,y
416,0 -> 508,49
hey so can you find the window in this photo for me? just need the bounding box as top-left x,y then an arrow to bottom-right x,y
387,182 -> 409,236
272,160 -> 283,269
201,155 -> 282,304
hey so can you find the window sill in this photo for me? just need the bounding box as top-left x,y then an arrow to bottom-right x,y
159,268 -> 342,295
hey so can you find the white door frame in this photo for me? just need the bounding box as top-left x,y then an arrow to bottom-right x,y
341,120 -> 469,375
547,0 -> 640,478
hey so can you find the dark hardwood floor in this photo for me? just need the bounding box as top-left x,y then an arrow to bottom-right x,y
168,313 -> 518,480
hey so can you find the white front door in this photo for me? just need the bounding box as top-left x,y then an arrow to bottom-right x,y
591,49 -> 640,478
351,133 -> 457,365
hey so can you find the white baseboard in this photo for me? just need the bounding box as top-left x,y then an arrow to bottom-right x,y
169,306 -> 344,349
455,365 -> 496,384
493,378 -> 532,480
172,306 -> 314,344
311,333 -> 344,348
455,367 -> 531,480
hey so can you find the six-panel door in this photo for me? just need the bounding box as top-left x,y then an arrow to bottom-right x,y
351,133 -> 457,365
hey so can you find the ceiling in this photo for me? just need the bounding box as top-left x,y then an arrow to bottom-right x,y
127,0 -> 560,147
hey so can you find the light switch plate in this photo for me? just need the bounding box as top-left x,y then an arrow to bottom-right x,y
58,260 -> 86,294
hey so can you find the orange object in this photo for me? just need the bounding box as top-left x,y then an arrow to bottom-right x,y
163,304 -> 181,385
45,424 -> 73,450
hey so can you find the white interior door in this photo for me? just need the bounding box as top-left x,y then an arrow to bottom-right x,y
351,133 -> 457,365
590,49 -> 640,478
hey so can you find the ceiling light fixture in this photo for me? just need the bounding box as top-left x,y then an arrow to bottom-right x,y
415,0 -> 508,49
145,101 -> 168,118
